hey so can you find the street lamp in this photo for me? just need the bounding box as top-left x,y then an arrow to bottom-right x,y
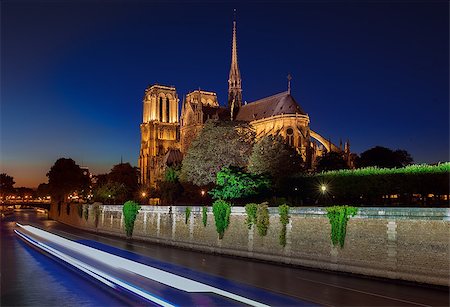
141,192 -> 146,198
320,185 -> 327,193
201,190 -> 205,197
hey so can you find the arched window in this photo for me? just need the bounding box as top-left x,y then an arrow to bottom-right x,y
159,97 -> 163,122
166,98 -> 170,122
286,128 -> 294,146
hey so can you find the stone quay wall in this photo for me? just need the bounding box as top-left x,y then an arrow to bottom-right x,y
49,204 -> 450,286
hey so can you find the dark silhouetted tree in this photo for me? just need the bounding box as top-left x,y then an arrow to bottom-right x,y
93,163 -> 139,203
316,151 -> 349,172
47,158 -> 88,202
358,146 -> 414,168
36,183 -> 50,197
0,173 -> 15,197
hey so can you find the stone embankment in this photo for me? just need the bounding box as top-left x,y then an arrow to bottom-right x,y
49,204 -> 450,286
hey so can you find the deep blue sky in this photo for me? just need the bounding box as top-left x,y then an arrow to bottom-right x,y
1,1 -> 448,187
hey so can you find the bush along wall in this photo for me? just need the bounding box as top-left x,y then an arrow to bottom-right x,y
326,205 -> 358,248
185,206 -> 191,224
287,163 -> 450,206
83,204 -> 89,221
92,203 -> 101,228
212,200 -> 231,239
278,204 -> 290,247
77,204 -> 83,219
256,203 -> 270,237
245,203 -> 257,229
123,200 -> 140,238
202,206 -> 208,227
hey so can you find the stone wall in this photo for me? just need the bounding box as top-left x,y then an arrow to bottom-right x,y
49,204 -> 450,286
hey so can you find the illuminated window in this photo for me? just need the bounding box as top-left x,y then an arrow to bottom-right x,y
286,128 -> 294,146
166,98 -> 170,122
159,97 -> 163,122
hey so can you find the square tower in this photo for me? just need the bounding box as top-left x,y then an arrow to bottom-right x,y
139,84 -> 180,187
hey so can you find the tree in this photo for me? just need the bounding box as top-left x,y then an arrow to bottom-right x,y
157,166 -> 183,205
315,151 -> 349,172
0,173 -> 15,197
180,121 -> 255,186
248,135 -> 304,184
209,166 -> 270,201
108,163 -> 139,191
358,146 -> 413,168
93,181 -> 128,204
92,163 -> 139,204
47,158 -> 88,202
36,183 -> 50,197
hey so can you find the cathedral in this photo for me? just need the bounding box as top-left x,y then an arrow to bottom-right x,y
139,18 -> 351,187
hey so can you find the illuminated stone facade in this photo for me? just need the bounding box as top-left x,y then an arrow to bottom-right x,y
139,19 -> 350,187
138,85 -> 181,186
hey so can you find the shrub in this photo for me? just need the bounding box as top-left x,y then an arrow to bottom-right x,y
279,204 -> 290,247
185,206 -> 191,224
92,202 -> 101,228
202,206 -> 208,227
212,200 -> 231,239
326,205 -> 358,248
123,200 -> 140,238
256,203 -> 270,236
209,167 -> 270,201
77,203 -> 83,218
245,203 -> 257,229
83,204 -> 89,221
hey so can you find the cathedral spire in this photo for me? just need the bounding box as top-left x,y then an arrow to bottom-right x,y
228,9 -> 242,120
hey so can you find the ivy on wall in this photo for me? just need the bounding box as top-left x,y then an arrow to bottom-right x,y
77,203 -> 83,219
245,203 -> 257,229
93,203 -> 101,228
185,206 -> 191,224
326,205 -> 358,248
256,203 -> 270,237
212,200 -> 231,239
202,206 -> 208,227
83,205 -> 89,221
123,200 -> 140,238
279,204 -> 290,247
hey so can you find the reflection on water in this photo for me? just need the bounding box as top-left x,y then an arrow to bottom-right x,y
1,210 -> 129,307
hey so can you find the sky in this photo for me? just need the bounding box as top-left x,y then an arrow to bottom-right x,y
1,0 -> 448,188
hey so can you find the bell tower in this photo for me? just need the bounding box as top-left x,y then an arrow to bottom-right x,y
139,84 -> 180,187
227,10 -> 242,120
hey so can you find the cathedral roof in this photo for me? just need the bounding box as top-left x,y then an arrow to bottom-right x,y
163,149 -> 183,166
235,91 -> 306,121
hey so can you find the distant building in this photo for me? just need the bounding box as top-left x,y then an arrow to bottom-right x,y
139,17 -> 351,187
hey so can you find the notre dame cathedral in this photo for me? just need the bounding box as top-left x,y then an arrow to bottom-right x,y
139,18 -> 351,187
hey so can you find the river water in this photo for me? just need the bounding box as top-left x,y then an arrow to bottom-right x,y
1,210 -> 128,306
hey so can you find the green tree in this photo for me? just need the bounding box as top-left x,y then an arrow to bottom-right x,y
248,135 -> 303,185
0,173 -> 15,197
316,151 -> 349,172
93,181 -> 128,204
209,166 -> 270,201
180,121 -> 255,186
47,158 -> 88,202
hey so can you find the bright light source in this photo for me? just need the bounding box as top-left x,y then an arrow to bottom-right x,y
201,190 -> 205,196
320,185 -> 327,193
141,192 -> 146,197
